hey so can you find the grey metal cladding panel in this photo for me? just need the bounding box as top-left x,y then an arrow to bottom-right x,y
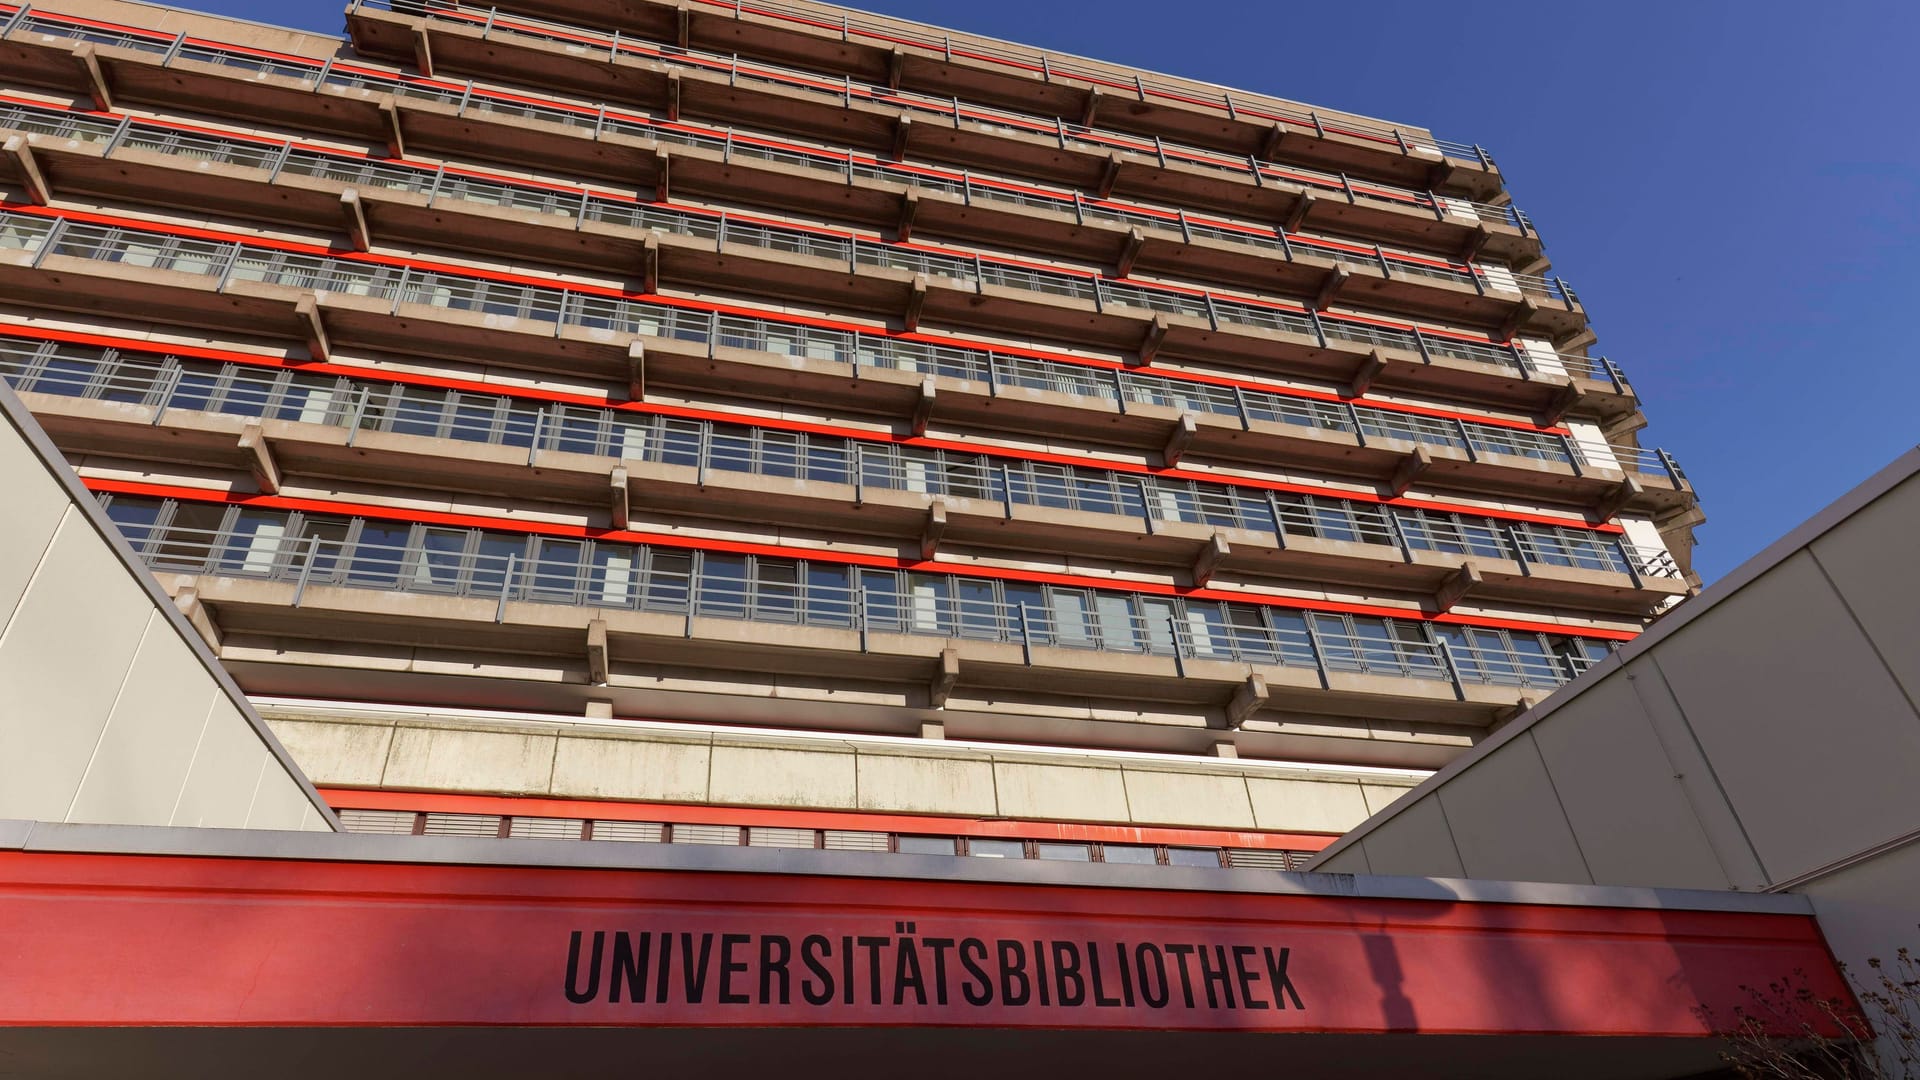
1528,670 -> 1733,890
1433,733 -> 1593,885
0,429 -> 69,635
1355,793 -> 1465,879
1809,474 -> 1920,710
1656,550 -> 1920,885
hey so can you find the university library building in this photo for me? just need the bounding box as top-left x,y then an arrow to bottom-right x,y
1,0 -> 1916,1075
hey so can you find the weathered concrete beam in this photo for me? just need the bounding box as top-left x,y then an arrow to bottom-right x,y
886,47 -> 905,90
891,114 -> 911,160
411,26 -> 433,78
1284,190 -> 1317,232
1425,159 -> 1460,192
911,376 -> 935,436
1210,741 -> 1239,759
674,2 -> 691,47
609,466 -> 630,529
1117,227 -> 1146,277
904,273 -> 928,331
238,422 -> 280,495
626,341 -> 646,401
172,586 -> 222,652
652,148 -> 671,202
1595,474 -> 1643,521
586,618 -> 609,685
1557,326 -> 1599,353
920,499 -> 947,560
1133,313 -> 1169,367
2,136 -> 51,205
72,43 -> 112,111
1312,266 -> 1350,312
1096,154 -> 1121,199
295,294 -> 331,361
1539,381 -> 1586,426
1347,348 -> 1387,398
920,720 -> 946,740
1162,412 -> 1198,466
1388,446 -> 1431,497
1192,533 -> 1230,586
379,97 -> 405,158
1457,223 -> 1495,263
1435,563 -> 1483,612
1224,673 -> 1268,730
641,233 -> 660,295
1602,410 -> 1648,442
1497,298 -> 1540,341
1515,254 -> 1552,277
897,189 -> 920,242
584,700 -> 614,720
665,70 -> 681,122
1081,87 -> 1103,127
1258,122 -> 1288,162
928,646 -> 959,708
338,188 -> 371,252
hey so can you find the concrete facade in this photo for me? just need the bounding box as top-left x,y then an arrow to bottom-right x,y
0,0 -> 1695,852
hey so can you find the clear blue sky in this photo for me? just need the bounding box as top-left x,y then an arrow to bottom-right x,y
186,0 -> 1919,582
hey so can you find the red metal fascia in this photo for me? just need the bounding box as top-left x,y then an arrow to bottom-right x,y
83,477 -> 1638,640
319,788 -> 1339,849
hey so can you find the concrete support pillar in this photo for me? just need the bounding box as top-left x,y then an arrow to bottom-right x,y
640,233 -> 660,295
1457,223 -> 1495,262
172,586 -> 222,652
1347,348 -> 1386,398
1596,474 -> 1644,521
238,422 -> 280,495
379,97 -> 406,158
1497,298 -> 1540,341
1210,741 -> 1239,759
339,188 -> 371,252
674,2 -> 691,47
665,71 -> 681,122
1312,266 -> 1350,312
1081,88 -> 1103,127
920,500 -> 947,559
920,720 -> 946,740
411,26 -> 433,78
652,149 -> 671,202
1558,326 -> 1598,353
584,700 -> 614,720
904,274 -> 928,331
296,294 -> 332,361
1116,227 -> 1146,278
1191,533 -> 1229,586
1096,154 -> 1121,199
609,467 -> 630,529
1388,446 -> 1431,497
1134,314 -> 1169,367
1540,381 -> 1586,426
626,341 -> 646,401
1435,563 -> 1483,612
1162,412 -> 1197,466
72,43 -> 112,111
1224,674 -> 1268,730
2,137 -> 50,205
886,48 -> 905,90
586,619 -> 609,685
891,114 -> 911,161
1258,122 -> 1288,162
928,647 -> 959,708
911,377 -> 935,436
896,190 -> 920,242
1284,190 -> 1317,232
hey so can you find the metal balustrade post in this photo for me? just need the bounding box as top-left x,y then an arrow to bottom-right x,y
1166,615 -> 1184,678
1619,540 -> 1643,588
263,141 -> 294,182
1435,638 -> 1468,701
147,363 -> 183,425
984,352 -> 998,396
1017,603 -> 1034,665
856,585 -> 869,651
101,114 -> 134,155
1134,479 -> 1155,535
292,535 -> 321,607
1201,293 -> 1220,332
1111,368 -> 1127,414
1499,521 -> 1530,575
212,244 -> 240,292
1175,210 -> 1191,244
26,217 -> 65,269
343,386 -> 371,445
1304,308 -> 1327,348
1230,384 -> 1253,431
312,57 -> 335,86
160,29 -> 185,63
1455,418 -> 1478,461
1558,433 -> 1584,477
851,443 -> 863,506
1264,491 -> 1288,550
525,406 -> 545,464
1657,448 -> 1685,488
998,463 -> 1015,519
1345,402 -> 1366,447
695,422 -> 712,486
971,253 -> 984,294
1602,356 -> 1628,395
494,554 -> 517,623
0,5 -> 32,38
1153,136 -> 1167,168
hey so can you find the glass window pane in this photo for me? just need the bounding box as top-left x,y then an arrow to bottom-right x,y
1166,847 -> 1222,868
896,835 -> 956,856
1035,842 -> 1091,862
1101,844 -> 1159,865
967,838 -> 1026,859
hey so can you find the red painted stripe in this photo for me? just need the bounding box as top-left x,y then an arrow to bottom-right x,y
1,202 -> 1567,435
320,788 -> 1339,847
85,477 -> 1639,641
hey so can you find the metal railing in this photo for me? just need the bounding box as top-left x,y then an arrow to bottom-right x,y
0,3 -> 1533,240
0,210 -> 1677,487
103,500 -> 1613,691
0,95 -> 1585,365
3,335 -> 1681,582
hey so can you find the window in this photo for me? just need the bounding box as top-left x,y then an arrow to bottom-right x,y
1100,844 -> 1159,865
967,838 -> 1026,859
896,835 -> 956,856
1035,842 -> 1091,862
1166,847 -> 1222,868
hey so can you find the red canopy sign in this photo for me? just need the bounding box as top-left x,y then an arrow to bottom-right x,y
0,850 -> 1852,1036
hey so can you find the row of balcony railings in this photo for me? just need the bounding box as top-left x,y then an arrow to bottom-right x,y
468,0 -> 1497,172
0,3 -> 1531,236
97,493 -> 1619,693
348,0 -> 1509,220
0,208 -> 1680,487
335,807 -> 1322,871
0,96 -> 1580,312
1,336 -> 1683,584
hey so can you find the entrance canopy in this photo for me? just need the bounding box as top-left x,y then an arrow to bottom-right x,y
0,819 -> 1854,1079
